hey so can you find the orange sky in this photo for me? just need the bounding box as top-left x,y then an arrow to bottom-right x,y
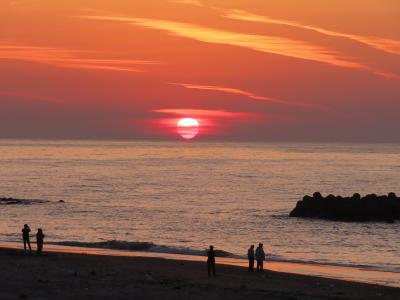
1,0 -> 399,141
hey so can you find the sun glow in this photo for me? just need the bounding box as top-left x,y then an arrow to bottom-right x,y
177,118 -> 199,139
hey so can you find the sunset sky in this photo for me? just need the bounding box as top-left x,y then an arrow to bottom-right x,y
1,0 -> 399,141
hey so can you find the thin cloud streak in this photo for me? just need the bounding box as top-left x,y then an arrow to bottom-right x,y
170,82 -> 331,111
153,108 -> 250,118
224,9 -> 400,55
373,70 -> 400,80
0,45 -> 160,72
167,0 -> 203,7
82,15 -> 363,69
153,108 -> 273,132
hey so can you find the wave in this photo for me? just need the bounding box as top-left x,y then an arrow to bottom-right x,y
0,197 -> 48,205
48,240 -> 400,273
49,240 -> 236,258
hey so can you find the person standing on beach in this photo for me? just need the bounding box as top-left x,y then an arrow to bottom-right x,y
22,224 -> 32,253
247,245 -> 255,272
207,245 -> 216,277
255,243 -> 266,272
36,228 -> 45,255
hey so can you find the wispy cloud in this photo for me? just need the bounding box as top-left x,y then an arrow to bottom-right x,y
0,44 -> 160,72
170,82 -> 270,100
153,108 -> 250,118
373,70 -> 400,80
152,108 -> 277,131
152,108 -> 264,136
224,9 -> 400,56
167,0 -> 203,7
82,15 -> 363,70
169,82 -> 330,111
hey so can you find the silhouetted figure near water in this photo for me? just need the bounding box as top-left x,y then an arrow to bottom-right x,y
36,228 -> 45,255
22,224 -> 32,253
248,245 -> 255,272
255,243 -> 265,272
207,245 -> 216,277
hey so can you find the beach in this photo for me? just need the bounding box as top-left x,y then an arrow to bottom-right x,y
1,247 -> 399,300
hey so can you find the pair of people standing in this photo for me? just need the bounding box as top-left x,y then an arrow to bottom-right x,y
207,243 -> 266,277
22,224 -> 45,255
248,243 -> 266,272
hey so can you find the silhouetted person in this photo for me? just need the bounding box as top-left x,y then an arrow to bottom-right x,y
22,224 -> 32,253
36,228 -> 45,255
255,243 -> 265,272
207,245 -> 216,277
248,245 -> 255,272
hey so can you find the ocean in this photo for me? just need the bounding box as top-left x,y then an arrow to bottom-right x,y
0,140 -> 399,273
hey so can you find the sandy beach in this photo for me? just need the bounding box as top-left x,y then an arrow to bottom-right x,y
1,247 -> 399,300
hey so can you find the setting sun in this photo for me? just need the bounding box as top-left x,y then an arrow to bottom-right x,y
177,118 -> 199,139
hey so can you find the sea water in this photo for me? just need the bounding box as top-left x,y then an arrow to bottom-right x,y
0,140 -> 399,272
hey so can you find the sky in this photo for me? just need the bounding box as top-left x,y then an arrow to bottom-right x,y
1,0 -> 399,141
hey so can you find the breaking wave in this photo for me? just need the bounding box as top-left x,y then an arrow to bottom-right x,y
48,240 -> 400,273
0,197 -> 48,205
49,240 -> 236,258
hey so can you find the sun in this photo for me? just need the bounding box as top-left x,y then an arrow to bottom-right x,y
178,118 -> 199,128
177,118 -> 199,139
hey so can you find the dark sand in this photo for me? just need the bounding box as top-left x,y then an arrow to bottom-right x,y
1,248 -> 399,300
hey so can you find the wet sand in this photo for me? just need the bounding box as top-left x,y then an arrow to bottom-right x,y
0,247 -> 399,300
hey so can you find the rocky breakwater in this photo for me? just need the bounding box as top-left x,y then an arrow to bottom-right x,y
290,192 -> 400,222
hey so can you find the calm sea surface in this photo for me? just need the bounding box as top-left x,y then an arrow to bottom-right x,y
0,140 -> 399,272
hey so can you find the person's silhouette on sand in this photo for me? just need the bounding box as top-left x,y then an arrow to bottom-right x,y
36,228 -> 45,255
255,243 -> 266,272
22,224 -> 32,253
247,245 -> 255,272
207,245 -> 216,277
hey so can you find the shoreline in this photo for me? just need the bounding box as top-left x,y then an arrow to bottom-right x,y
1,242 -> 399,288
0,247 -> 399,300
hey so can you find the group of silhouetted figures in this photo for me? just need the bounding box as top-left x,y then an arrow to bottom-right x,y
21,224 -> 45,255
206,243 -> 266,277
